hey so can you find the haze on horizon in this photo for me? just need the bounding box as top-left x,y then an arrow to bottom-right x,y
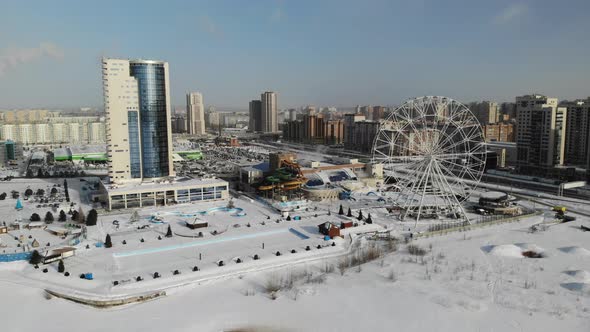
0,0 -> 589,109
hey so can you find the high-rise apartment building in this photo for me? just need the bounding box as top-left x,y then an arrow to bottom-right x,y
205,107 -> 220,132
248,100 -> 262,132
500,102 -> 517,119
563,99 -> 590,167
470,101 -> 499,125
304,105 -> 316,116
344,113 -> 366,149
484,123 -> 515,142
186,92 -> 205,135
171,115 -> 187,133
261,91 -> 278,133
324,119 -> 344,145
372,106 -> 385,121
282,117 -> 344,145
0,109 -> 60,124
288,109 -> 297,121
515,94 -> 567,174
102,58 -> 174,183
0,140 -> 23,165
360,106 -> 373,120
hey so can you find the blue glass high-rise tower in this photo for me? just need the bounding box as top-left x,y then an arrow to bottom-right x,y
102,58 -> 174,182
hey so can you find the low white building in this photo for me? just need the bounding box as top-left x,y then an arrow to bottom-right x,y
99,177 -> 229,210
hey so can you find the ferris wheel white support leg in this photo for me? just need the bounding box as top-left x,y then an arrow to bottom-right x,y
433,161 -> 472,225
403,159 -> 430,225
414,160 -> 434,229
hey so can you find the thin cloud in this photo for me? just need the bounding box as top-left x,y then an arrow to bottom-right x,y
493,3 -> 529,25
0,42 -> 65,76
199,15 -> 224,38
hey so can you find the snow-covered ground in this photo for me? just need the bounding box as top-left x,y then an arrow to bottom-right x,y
0,177 -> 588,331
1,201 -> 589,331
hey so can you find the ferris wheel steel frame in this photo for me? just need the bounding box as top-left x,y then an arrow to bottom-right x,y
372,96 -> 486,225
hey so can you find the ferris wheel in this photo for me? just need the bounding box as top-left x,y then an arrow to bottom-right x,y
372,96 -> 486,223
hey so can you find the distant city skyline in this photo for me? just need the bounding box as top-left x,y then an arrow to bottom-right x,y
1,0 -> 590,109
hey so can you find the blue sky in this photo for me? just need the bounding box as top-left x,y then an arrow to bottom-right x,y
1,0 -> 589,109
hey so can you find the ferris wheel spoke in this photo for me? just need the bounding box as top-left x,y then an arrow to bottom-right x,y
400,102 -> 430,150
435,159 -> 469,188
388,129 -> 422,154
401,159 -> 432,211
438,158 -> 482,183
432,161 -> 468,207
436,129 -> 483,155
374,138 -> 420,157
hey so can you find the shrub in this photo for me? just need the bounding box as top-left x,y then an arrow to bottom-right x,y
58,260 -> 65,273
44,212 -> 54,223
338,259 -> 348,276
104,234 -> 112,248
321,263 -> 335,274
86,209 -> 98,226
522,250 -> 544,258
264,275 -> 283,294
30,213 -> 41,222
29,250 -> 43,265
407,244 -> 427,256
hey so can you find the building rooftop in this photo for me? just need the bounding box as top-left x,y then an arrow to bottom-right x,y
480,191 -> 509,201
69,145 -> 107,155
102,177 -> 228,194
242,162 -> 270,173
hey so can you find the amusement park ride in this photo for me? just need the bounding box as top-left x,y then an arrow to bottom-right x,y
257,158 -> 307,200
372,96 -> 487,225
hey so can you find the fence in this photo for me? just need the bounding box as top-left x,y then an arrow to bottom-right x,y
418,210 -> 541,238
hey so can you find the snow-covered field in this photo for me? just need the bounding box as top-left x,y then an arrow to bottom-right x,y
0,178 -> 588,331
1,201 -> 589,331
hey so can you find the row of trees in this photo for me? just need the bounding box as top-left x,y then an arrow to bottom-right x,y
103,225 -> 172,249
26,169 -> 86,179
23,188 -> 57,197
337,204 -> 373,223
29,207 -> 98,226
